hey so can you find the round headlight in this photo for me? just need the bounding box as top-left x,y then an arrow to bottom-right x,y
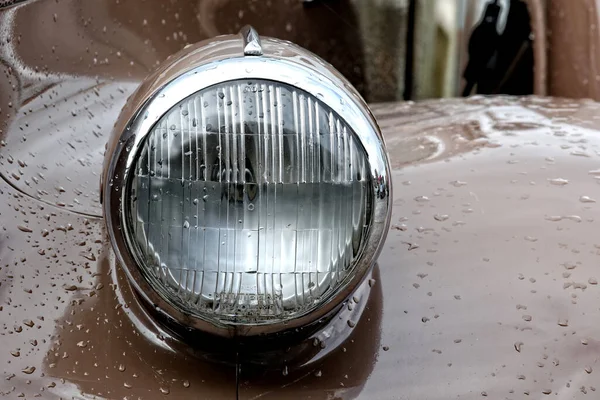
102,27 -> 391,337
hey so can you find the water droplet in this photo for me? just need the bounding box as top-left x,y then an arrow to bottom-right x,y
514,341 -> 523,352
414,195 -> 429,202
21,366 -> 35,374
118,364 -> 126,372
571,150 -> 590,157
558,318 -> 569,327
183,380 -> 190,388
10,350 -> 20,357
585,366 -> 593,374
449,180 -> 467,187
434,214 -> 449,221
76,341 -> 87,348
282,366 -> 288,376
564,263 -> 577,270
546,215 -> 582,222
522,315 -> 532,322
248,203 -> 255,211
17,225 -> 32,233
181,109 -> 188,116
183,221 -> 190,229
159,387 -> 170,395
542,389 -> 552,395
548,178 -> 569,186
347,320 -> 356,328
402,241 -> 419,250
580,195 -> 596,203
314,370 -> 322,377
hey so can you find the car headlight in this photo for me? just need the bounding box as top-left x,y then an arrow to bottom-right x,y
102,26 -> 391,338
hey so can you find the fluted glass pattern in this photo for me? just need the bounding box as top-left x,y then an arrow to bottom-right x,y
128,80 -> 373,324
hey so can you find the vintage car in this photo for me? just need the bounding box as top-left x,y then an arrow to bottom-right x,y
2,0 -> 600,399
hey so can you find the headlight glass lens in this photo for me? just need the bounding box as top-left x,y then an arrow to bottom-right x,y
128,79 -> 373,325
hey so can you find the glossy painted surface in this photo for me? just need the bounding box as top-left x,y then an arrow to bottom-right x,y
5,87 -> 600,398
365,96 -> 600,400
2,0 -> 600,399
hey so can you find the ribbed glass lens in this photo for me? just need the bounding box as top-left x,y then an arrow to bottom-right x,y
128,79 -> 373,324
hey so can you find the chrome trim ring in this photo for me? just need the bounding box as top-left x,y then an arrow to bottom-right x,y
102,27 -> 392,338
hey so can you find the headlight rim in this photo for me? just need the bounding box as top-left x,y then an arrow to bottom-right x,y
103,29 -> 392,338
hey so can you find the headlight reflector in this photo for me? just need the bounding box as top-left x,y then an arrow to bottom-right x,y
103,27 -> 391,337
129,79 -> 373,324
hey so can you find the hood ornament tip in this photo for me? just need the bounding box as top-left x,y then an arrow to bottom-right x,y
240,25 -> 263,56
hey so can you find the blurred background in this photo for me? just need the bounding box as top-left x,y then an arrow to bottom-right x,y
301,0 -> 534,102
1,0 -> 592,108
194,0 -> 539,103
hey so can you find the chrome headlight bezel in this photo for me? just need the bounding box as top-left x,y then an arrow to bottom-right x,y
102,27 -> 391,338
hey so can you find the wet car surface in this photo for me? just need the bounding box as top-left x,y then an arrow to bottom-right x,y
2,1 -> 600,399
362,97 -> 600,399
4,93 -> 600,398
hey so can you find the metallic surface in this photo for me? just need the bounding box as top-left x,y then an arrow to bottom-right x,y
241,25 -> 263,56
1,0 -> 600,399
102,30 -> 391,337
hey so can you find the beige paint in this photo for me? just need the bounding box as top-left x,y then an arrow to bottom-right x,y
1,0 -> 600,398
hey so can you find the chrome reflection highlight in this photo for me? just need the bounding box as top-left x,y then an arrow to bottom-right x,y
128,80 -> 372,323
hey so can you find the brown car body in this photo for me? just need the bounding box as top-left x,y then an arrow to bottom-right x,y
1,0 -> 600,399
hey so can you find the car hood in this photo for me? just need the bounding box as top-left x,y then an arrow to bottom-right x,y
1,1 -> 600,399
3,89 -> 600,398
